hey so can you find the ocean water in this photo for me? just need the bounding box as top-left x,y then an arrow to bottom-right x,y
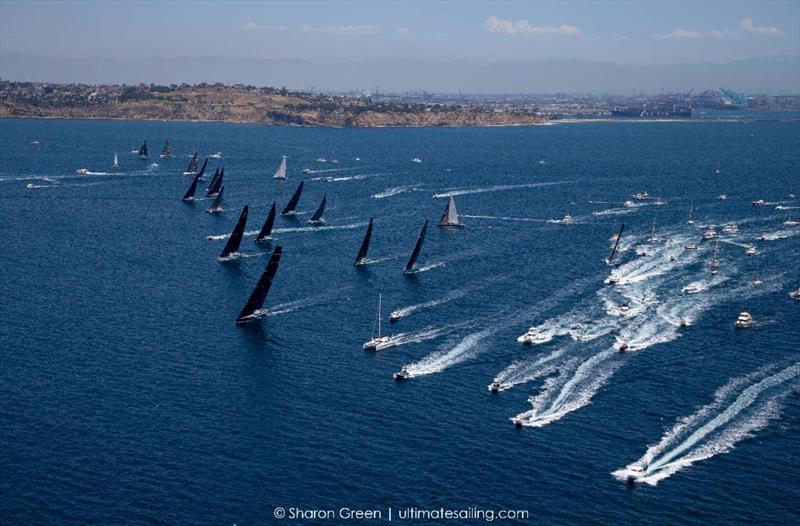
1,117 -> 799,525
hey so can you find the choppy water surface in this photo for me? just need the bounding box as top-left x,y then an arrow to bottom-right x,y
1,118 -> 799,524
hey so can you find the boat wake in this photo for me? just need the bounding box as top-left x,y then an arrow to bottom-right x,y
257,292 -> 340,317
592,207 -> 638,216
759,227 -> 800,241
208,221 -> 368,240
410,261 -> 446,273
311,172 -> 381,182
461,214 -> 543,223
371,186 -> 416,199
389,277 -> 504,321
613,362 -> 800,486
402,327 -> 497,378
432,181 -> 568,199
377,323 -> 469,351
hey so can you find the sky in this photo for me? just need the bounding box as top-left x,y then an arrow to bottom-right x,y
1,0 -> 798,65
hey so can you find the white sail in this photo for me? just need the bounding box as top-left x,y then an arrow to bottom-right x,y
438,196 -> 463,227
113,152 -> 118,167
273,155 -> 287,179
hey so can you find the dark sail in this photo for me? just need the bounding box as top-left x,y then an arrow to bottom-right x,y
206,167 -> 219,192
219,205 -> 248,259
354,218 -> 373,265
309,194 -> 327,223
138,141 -> 148,159
281,181 -> 304,215
196,158 -> 208,179
255,202 -> 277,244
404,220 -> 428,273
236,245 -> 283,323
206,167 -> 224,197
185,152 -> 199,174
182,159 -> 209,201
207,186 -> 224,213
161,140 -> 173,158
608,224 -> 625,264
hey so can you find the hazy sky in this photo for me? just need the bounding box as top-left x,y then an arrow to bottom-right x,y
1,0 -> 798,65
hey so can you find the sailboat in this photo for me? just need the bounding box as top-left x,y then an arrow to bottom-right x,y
160,141 -> 174,158
113,152 -> 119,168
308,194 -> 327,224
281,181 -> 304,216
687,202 -> 695,225
137,141 -> 149,160
181,159 -> 208,201
353,218 -> 374,266
254,202 -> 277,244
606,224 -> 624,265
648,218 -> 660,242
184,152 -> 199,175
235,246 -> 283,323
273,155 -> 287,179
207,186 -> 225,214
438,196 -> 464,228
218,205 -> 248,259
709,240 -> 721,275
206,167 -> 224,197
404,220 -> 428,274
363,293 -> 391,351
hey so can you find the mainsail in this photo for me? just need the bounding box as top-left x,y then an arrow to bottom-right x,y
138,141 -> 148,159
281,181 -> 304,215
354,218 -> 374,266
206,167 -> 224,197
438,196 -> 463,228
219,205 -> 248,259
255,202 -> 277,244
113,152 -> 118,167
207,186 -> 224,213
236,245 -> 283,323
182,161 -> 206,201
160,141 -> 173,158
404,220 -> 428,273
273,155 -> 287,179
309,194 -> 327,223
607,224 -> 624,264
184,152 -> 199,174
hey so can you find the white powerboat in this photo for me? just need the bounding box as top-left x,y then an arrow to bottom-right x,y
517,328 -> 548,345
302,168 -> 312,174
632,192 -> 652,200
791,288 -> 800,300
722,224 -> 739,234
745,245 -> 758,256
76,168 -> 90,174
752,199 -> 766,206
410,157 -> 422,163
316,157 -> 327,163
489,382 -> 501,394
394,367 -> 410,381
683,284 -> 700,294
619,305 -> 631,316
702,229 -> 718,241
784,218 -> 800,226
735,312 -> 754,328
557,215 -> 574,225
752,279 -> 764,286
625,466 -> 647,483
209,152 -> 223,159
624,200 -> 637,208
684,243 -> 698,250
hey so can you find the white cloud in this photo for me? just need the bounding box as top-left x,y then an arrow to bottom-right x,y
613,35 -> 630,41
242,21 -> 288,31
396,27 -> 410,34
709,28 -> 737,39
301,24 -> 378,35
740,17 -> 782,36
652,28 -> 702,40
484,16 -> 584,37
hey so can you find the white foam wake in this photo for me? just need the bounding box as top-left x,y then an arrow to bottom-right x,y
432,181 -> 568,199
613,362 -> 800,485
371,186 -> 415,199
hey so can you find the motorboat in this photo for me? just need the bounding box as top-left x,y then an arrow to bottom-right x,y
752,199 -> 766,206
75,168 -> 90,174
752,279 -> 764,286
734,312 -> 754,328
619,305 -> 631,316
302,168 -> 312,174
784,218 -> 800,226
624,200 -> 637,208
605,276 -> 620,285
702,229 -> 718,241
684,243 -> 698,250
669,255 -> 676,262
722,224 -> 739,234
538,160 -> 546,165
512,417 -> 524,428
718,193 -> 729,200
745,245 -> 757,256
760,233 -> 768,241
316,157 -> 327,163
618,342 -> 629,352
558,215 -> 574,225
632,192 -> 652,200
410,157 -> 422,163
489,382 -> 501,394
682,284 -> 700,294
679,319 -> 688,328
791,288 -> 800,300
626,466 -> 646,483
394,367 -> 410,381
517,328 -> 547,345
209,152 -> 223,159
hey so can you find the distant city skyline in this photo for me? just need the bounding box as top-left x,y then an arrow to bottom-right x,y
1,1 -> 798,92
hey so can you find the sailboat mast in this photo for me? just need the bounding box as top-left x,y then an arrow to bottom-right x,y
608,224 -> 624,264
377,293 -> 382,338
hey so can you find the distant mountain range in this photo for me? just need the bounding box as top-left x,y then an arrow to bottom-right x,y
1,53 -> 798,94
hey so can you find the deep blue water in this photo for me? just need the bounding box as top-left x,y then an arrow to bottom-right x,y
1,118 -> 799,525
